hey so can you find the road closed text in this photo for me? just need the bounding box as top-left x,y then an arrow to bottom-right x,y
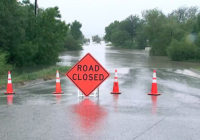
72,65 -> 104,81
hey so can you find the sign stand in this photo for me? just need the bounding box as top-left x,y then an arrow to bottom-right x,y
96,88 -> 100,97
77,88 -> 99,98
94,88 -> 99,97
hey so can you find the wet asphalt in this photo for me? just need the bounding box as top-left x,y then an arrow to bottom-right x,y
0,42 -> 200,140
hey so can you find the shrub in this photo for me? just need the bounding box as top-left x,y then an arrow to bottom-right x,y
167,39 -> 198,61
64,35 -> 82,50
0,52 -> 12,75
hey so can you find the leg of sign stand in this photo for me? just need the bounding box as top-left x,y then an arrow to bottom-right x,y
78,89 -> 83,97
96,88 -> 99,98
96,88 -> 100,105
78,89 -> 83,103
93,88 -> 99,98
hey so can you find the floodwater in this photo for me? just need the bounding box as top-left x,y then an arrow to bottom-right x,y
0,42 -> 200,140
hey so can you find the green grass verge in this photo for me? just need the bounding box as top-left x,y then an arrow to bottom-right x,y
196,67 -> 200,71
0,66 -> 70,89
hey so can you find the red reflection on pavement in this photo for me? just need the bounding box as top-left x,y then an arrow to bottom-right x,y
113,94 -> 119,111
113,94 -> 119,102
7,95 -> 13,105
151,96 -> 157,114
55,94 -> 62,104
72,98 -> 107,132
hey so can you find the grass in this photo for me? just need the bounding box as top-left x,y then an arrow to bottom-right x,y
196,67 -> 200,71
0,65 -> 70,89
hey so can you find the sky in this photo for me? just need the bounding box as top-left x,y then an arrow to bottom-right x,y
30,0 -> 200,37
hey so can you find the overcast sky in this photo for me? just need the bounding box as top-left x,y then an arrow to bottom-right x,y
30,0 -> 200,37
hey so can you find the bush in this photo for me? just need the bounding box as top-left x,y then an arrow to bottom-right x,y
111,30 -> 130,47
167,39 -> 198,61
0,52 -> 12,75
195,33 -> 200,47
123,40 -> 137,49
150,38 -> 168,56
13,41 -> 38,66
64,35 -> 82,50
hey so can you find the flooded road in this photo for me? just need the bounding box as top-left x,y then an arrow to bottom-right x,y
0,42 -> 200,140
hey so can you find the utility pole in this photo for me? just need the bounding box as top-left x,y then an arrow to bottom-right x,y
35,0 -> 37,16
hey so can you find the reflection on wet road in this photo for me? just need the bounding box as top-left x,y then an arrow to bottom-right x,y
0,42 -> 200,139
72,98 -> 107,133
7,95 -> 13,105
151,96 -> 157,114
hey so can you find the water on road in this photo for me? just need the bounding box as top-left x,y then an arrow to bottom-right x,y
0,42 -> 200,140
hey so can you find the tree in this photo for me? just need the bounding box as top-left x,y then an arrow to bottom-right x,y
0,52 -> 12,75
104,15 -> 144,49
104,21 -> 120,42
34,7 -> 69,65
70,20 -> 83,40
170,7 -> 198,24
111,30 -> 130,47
104,7 -> 200,61
0,0 -> 83,67
142,9 -> 169,55
119,15 -> 141,40
92,35 -> 101,43
64,34 -> 82,50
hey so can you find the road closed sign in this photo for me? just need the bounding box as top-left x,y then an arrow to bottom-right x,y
66,53 -> 110,96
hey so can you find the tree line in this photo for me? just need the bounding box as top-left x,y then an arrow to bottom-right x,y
0,0 -> 85,74
92,35 -> 102,43
104,7 -> 200,61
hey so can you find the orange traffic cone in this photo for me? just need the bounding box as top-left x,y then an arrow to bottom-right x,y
5,71 -> 15,95
148,70 -> 161,96
111,69 -> 121,94
53,70 -> 63,94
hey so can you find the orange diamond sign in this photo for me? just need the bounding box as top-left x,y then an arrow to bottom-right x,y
66,53 -> 110,96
